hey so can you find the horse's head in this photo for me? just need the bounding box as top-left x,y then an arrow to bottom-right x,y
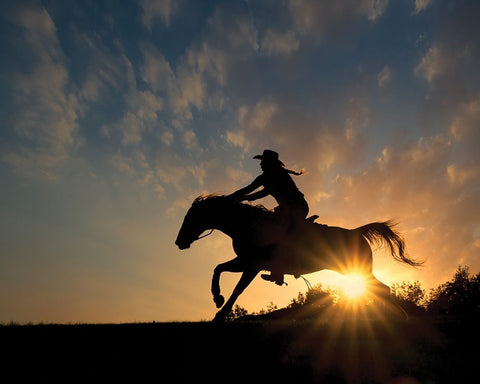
175,194 -> 227,250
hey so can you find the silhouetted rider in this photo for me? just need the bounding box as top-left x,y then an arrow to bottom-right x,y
228,149 -> 309,285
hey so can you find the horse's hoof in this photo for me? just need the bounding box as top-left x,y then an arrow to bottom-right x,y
214,294 -> 225,308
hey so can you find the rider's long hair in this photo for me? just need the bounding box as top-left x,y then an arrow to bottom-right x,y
284,167 -> 305,176
263,154 -> 305,176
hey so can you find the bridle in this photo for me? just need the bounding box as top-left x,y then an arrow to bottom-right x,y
196,229 -> 214,240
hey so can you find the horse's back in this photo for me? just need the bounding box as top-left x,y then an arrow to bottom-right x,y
282,223 -> 372,274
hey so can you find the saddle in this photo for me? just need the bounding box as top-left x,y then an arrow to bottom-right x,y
305,214 -> 319,224
291,215 -> 320,232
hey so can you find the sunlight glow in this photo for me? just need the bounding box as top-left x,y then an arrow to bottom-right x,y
339,275 -> 366,299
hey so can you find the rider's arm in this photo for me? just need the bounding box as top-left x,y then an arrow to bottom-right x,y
245,188 -> 269,201
229,175 -> 263,200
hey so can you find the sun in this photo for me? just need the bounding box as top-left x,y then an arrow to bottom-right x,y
339,274 -> 366,299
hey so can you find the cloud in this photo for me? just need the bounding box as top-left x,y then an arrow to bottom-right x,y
240,102 -> 278,131
140,44 -> 195,148
3,5 -> 81,178
83,44 -> 166,146
137,4 -> 261,156
449,98 -> 480,143
289,0 -> 389,40
225,130 -> 249,151
414,45 -> 456,83
415,1 -> 480,93
120,90 -> 164,145
316,120 -> 479,284
362,0 -> 389,20
175,4 -> 258,91
411,0 -> 480,167
110,150 -> 167,199
447,164 -> 477,186
141,44 -> 177,97
447,96 -> 480,185
225,165 -> 252,185
279,97 -> 370,173
140,0 -> 180,29
155,152 -> 189,192
413,0 -> 433,14
261,29 -> 299,55
226,101 -> 278,151
331,134 -> 452,215
174,55 -> 207,116
154,153 -> 222,195
182,129 -> 199,150
73,30 -> 134,103
377,65 -> 392,88
160,130 -> 174,146
140,5 -> 258,124
110,153 -> 137,176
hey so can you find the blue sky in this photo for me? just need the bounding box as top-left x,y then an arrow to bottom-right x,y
1,0 -> 479,323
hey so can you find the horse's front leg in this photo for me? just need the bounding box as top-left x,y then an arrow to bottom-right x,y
211,258 -> 243,309
213,269 -> 258,322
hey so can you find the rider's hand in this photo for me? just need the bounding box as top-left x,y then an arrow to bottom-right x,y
227,193 -> 243,202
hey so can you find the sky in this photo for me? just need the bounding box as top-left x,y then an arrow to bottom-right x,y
1,0 -> 479,323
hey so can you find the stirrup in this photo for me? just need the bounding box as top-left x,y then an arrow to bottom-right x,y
261,273 -> 287,286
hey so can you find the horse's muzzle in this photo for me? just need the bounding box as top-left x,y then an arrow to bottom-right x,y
175,239 -> 190,250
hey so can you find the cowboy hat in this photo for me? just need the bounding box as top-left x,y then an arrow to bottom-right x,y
253,149 -> 285,166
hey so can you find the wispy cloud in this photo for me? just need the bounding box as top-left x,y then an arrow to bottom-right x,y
413,0 -> 433,14
377,65 -> 392,88
140,0 -> 180,29
261,29 -> 299,56
226,101 -> 278,152
415,45 -> 452,83
4,5 -> 81,178
289,0 -> 389,40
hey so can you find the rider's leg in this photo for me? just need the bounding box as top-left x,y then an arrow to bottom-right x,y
260,245 -> 286,286
261,272 -> 286,286
260,201 -> 308,286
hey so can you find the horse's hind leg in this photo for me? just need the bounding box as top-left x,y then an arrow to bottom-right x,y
211,258 -> 243,309
357,240 -> 391,302
367,275 -> 391,302
367,275 -> 408,319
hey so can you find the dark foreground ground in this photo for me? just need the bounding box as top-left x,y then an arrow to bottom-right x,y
1,317 -> 478,383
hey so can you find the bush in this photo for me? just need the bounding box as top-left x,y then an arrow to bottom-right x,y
427,265 -> 480,319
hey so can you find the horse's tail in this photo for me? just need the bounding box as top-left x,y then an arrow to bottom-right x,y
358,221 -> 422,267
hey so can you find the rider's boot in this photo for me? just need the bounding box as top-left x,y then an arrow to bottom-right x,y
261,272 -> 286,286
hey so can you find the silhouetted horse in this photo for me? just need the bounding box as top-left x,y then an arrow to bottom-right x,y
175,194 -> 420,321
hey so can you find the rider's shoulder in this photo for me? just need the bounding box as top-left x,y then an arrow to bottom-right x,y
254,173 -> 265,183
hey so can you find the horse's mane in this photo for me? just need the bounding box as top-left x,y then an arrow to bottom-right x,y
193,193 -> 272,216
193,193 -> 222,204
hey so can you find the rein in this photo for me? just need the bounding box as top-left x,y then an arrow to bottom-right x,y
301,275 -> 313,290
197,229 -> 214,240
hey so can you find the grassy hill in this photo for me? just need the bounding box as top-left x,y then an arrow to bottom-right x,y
2,317 -> 478,383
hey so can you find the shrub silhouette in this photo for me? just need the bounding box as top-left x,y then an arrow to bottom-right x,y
427,265 -> 480,320
391,280 -> 427,316
391,280 -> 426,306
226,265 -> 480,321
288,284 -> 336,309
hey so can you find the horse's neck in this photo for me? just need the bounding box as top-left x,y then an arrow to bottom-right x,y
209,202 -> 249,239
